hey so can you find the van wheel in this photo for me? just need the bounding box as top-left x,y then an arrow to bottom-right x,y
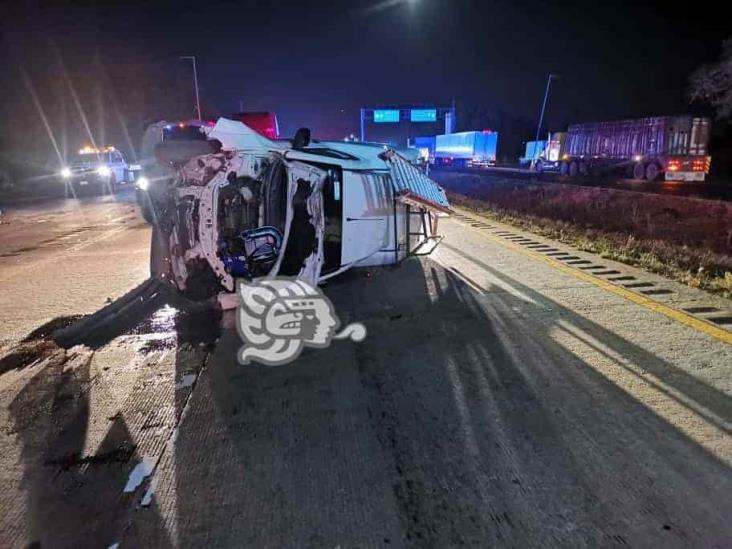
645,162 -> 660,181
535,160 -> 543,173
569,161 -> 579,177
633,163 -> 646,180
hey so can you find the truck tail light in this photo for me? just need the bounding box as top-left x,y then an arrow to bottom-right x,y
692,159 -> 705,172
667,159 -> 680,172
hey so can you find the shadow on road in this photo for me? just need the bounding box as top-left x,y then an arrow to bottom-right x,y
2,254 -> 731,546
2,279 -> 219,547
118,257 -> 731,547
443,241 -> 732,437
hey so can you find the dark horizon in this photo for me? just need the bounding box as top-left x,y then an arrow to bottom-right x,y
1,0 -> 728,169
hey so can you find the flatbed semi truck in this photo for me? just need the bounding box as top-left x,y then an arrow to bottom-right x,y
534,116 -> 711,181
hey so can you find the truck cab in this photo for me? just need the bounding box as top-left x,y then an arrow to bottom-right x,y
230,112 -> 280,140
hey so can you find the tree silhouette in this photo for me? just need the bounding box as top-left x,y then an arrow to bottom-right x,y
690,37 -> 732,122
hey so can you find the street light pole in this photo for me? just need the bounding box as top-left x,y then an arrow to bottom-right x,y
360,108 -> 366,142
180,56 -> 202,121
531,73 -> 556,169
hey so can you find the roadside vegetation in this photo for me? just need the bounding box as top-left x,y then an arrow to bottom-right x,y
437,173 -> 732,298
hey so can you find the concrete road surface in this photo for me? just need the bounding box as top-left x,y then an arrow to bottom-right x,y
0,189 -> 150,348
1,204 -> 730,548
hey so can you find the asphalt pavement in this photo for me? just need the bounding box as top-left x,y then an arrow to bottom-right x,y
0,197 -> 730,548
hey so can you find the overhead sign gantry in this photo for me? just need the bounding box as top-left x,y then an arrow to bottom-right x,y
359,105 -> 456,142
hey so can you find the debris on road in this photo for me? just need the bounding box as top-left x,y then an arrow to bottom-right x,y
61,345 -> 93,373
122,456 -> 157,493
0,338 -> 64,375
140,482 -> 155,507
175,373 -> 197,390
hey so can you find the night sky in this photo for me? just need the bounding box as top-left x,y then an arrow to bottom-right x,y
1,0 -> 728,167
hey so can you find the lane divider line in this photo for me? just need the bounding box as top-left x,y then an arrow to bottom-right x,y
450,210 -> 732,346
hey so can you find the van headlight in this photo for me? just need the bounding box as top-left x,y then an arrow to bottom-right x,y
97,166 -> 111,177
60,167 -> 72,178
136,176 -> 150,191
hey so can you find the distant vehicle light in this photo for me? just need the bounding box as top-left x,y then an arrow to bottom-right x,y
633,155 -> 643,162
60,167 -> 72,178
78,145 -> 116,155
137,176 -> 150,190
97,166 -> 111,177
561,154 -> 569,160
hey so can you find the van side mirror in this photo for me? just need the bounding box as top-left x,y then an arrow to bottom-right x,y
292,127 -> 311,149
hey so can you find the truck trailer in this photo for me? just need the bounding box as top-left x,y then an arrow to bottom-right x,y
434,130 -> 498,168
534,116 -> 711,181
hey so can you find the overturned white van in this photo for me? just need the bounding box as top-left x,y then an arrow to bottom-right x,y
150,118 -> 451,307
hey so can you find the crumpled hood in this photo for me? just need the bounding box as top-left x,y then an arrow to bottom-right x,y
207,118 -> 288,152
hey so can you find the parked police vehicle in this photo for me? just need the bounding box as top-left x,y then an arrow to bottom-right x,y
59,146 -> 139,195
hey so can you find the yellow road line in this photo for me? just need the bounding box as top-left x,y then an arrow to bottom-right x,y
451,210 -> 732,346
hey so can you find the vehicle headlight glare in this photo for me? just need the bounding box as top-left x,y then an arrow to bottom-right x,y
137,176 -> 150,191
97,166 -> 111,177
61,167 -> 72,178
